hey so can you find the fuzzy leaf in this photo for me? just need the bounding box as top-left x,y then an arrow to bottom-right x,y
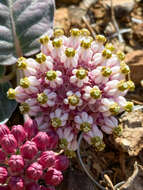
0,82 -> 17,124
0,0 -> 55,65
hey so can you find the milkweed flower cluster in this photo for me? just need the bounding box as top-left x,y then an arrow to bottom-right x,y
0,119 -> 69,190
7,28 -> 134,153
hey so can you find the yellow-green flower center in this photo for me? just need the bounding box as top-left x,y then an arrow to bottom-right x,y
36,53 -> 46,64
20,77 -> 30,88
80,122 -> 91,132
76,69 -> 88,79
101,66 -> 112,77
118,80 -> 128,91
96,35 -> 106,43
7,88 -> 16,99
105,43 -> 115,52
80,28 -> 90,36
70,28 -> 80,37
127,80 -> 135,91
117,50 -> 125,61
46,70 -> 57,81
59,138 -> 68,149
81,39 -> 92,49
37,93 -> 48,104
102,49 -> 112,59
90,87 -> 101,99
120,62 -> 130,74
124,101 -> 134,112
113,126 -> 122,137
68,95 -> 79,106
91,136 -> 105,151
19,103 -> 30,114
65,48 -> 76,57
17,57 -> 27,69
52,38 -> 62,48
51,117 -> 62,128
54,28 -> 64,37
39,35 -> 49,44
109,103 -> 120,115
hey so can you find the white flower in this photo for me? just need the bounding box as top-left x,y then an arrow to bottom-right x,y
83,85 -> 101,104
37,89 -> 57,107
50,108 -> 69,128
74,112 -> 93,132
64,91 -> 83,110
45,70 -> 63,88
70,68 -> 89,87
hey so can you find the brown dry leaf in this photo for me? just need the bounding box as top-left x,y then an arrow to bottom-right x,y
119,162 -> 143,190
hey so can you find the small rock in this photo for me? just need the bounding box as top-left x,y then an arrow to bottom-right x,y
54,8 -> 70,34
125,50 -> 143,85
104,0 -> 135,18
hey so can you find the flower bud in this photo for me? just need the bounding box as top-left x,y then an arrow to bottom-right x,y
20,141 -> 38,159
32,132 -> 49,151
0,149 -> 6,163
8,177 -> 24,190
26,162 -> 43,180
0,124 -> 10,143
8,155 -> 24,173
24,118 -> 38,139
38,151 -> 56,169
54,155 -> 69,171
45,168 -> 63,186
11,125 -> 26,145
1,134 -> 17,154
0,167 -> 8,184
47,131 -> 59,149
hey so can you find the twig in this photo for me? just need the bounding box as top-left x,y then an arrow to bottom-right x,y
82,16 -> 96,39
110,0 -> 124,43
109,28 -> 132,39
104,174 -> 115,190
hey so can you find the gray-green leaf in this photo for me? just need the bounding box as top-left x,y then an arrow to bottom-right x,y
0,0 -> 55,65
0,82 -> 17,124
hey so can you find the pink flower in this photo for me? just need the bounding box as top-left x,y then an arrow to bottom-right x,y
32,132 -> 49,151
8,155 -> 24,173
0,167 -> 8,184
38,151 -> 56,169
45,168 -> 63,186
8,176 -> 24,190
0,124 -> 10,143
20,141 -> 38,160
26,162 -> 43,180
1,134 -> 17,154
47,131 -> 59,149
54,155 -> 69,171
24,117 -> 38,139
11,125 -> 26,145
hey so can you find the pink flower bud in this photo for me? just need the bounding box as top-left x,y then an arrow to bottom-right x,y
8,177 -> 24,190
24,118 -> 38,139
32,132 -> 49,151
26,162 -> 43,180
54,155 -> 69,171
47,131 -> 59,149
11,125 -> 26,145
0,125 -> 10,143
0,149 -> 6,163
1,134 -> 17,154
8,155 -> 24,173
0,167 -> 8,184
45,168 -> 63,186
38,151 -> 56,169
20,141 -> 38,159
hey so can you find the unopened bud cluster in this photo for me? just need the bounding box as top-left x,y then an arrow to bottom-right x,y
7,28 -> 134,153
0,119 -> 69,190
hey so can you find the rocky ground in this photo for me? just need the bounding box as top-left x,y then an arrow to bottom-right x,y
53,0 -> 143,189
